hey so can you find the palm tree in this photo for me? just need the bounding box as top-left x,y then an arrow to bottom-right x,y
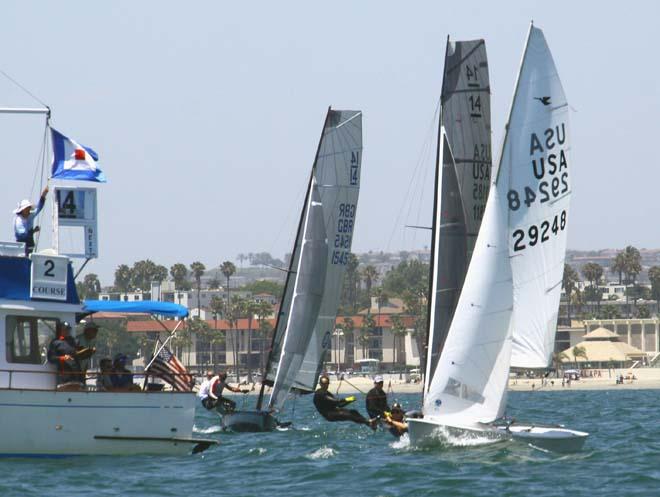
237,253 -> 247,267
562,264 -> 580,321
114,264 -> 132,292
572,345 -> 587,369
620,246 -> 642,317
189,262 -> 206,314
244,299 -> 261,382
390,314 -> 407,376
220,261 -> 236,311
360,313 -> 376,360
611,252 -> 626,285
227,295 -> 246,381
552,351 -> 569,377
648,266 -> 660,314
255,300 -> 273,372
362,265 -> 379,294
170,263 -> 189,289
342,316 -> 355,366
581,262 -> 603,314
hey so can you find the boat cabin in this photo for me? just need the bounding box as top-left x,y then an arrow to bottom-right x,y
0,244 -> 82,390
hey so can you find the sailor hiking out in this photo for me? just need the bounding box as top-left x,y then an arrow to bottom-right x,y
208,372 -> 250,412
313,375 -> 378,430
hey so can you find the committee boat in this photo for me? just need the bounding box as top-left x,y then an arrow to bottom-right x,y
221,108 -> 362,432
0,105 -> 215,456
408,25 -> 588,453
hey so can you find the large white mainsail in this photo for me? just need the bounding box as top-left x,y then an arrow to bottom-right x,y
268,180 -> 328,409
424,39 -> 492,391
289,110 -> 362,394
506,26 -> 571,369
422,129 -> 513,428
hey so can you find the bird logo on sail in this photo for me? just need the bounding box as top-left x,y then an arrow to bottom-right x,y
534,96 -> 551,106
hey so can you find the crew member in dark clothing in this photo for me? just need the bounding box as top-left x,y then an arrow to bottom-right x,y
47,321 -> 83,386
383,402 -> 408,438
313,375 -> 377,430
365,375 -> 390,419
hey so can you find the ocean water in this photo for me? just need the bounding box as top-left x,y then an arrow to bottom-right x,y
1,388 -> 658,497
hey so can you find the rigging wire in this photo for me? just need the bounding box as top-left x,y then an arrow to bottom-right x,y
384,96 -> 441,253
0,68 -> 50,108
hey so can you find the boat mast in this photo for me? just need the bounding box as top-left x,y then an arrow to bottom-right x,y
255,107 -> 332,411
421,36 -> 450,397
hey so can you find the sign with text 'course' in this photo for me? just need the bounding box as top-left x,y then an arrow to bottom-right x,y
30,254 -> 68,301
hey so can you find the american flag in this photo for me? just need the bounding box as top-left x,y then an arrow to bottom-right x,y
147,341 -> 194,392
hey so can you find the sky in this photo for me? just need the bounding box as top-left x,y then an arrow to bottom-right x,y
1,1 -> 658,285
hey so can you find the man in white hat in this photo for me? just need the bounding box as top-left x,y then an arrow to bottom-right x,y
13,186 -> 49,255
366,374 -> 390,419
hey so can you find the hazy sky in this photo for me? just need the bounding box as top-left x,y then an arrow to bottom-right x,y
1,1 -> 658,284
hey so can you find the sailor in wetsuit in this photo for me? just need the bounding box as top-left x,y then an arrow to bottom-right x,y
313,375 -> 377,430
365,375 -> 390,419
208,372 -> 250,412
47,321 -> 83,386
383,402 -> 408,438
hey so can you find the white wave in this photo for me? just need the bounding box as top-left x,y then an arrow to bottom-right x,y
306,446 -> 336,460
390,433 -> 411,450
193,424 -> 222,434
415,425 -> 503,449
248,447 -> 267,456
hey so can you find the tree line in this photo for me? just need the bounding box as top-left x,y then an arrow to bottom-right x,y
562,245 -> 660,320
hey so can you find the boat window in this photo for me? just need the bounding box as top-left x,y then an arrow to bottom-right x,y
5,316 -> 58,364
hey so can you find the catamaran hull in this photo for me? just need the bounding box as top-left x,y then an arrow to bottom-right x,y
407,418 -> 505,447
221,410 -> 278,432
495,424 -> 589,453
0,389 -> 215,456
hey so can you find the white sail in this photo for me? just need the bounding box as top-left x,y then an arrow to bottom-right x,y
268,181 -> 328,409
424,39 -> 492,390
506,26 -> 571,369
291,110 -> 362,392
422,127 -> 513,427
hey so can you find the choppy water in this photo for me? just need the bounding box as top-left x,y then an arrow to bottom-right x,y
2,388 -> 659,497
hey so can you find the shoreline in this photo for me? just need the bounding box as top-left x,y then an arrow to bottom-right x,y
233,369 -> 660,395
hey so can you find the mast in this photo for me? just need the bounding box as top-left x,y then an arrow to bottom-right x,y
255,107 -> 332,411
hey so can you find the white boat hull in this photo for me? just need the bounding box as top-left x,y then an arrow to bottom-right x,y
407,417 -> 505,447
495,424 -> 589,453
0,389 -> 214,456
408,417 -> 588,453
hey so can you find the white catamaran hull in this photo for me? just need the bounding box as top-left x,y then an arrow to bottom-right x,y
220,410 -> 278,432
0,389 -> 213,456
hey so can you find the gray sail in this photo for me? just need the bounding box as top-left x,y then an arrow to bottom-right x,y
424,40 -> 492,390
268,181 -> 328,410
291,110 -> 362,393
424,130 -> 467,391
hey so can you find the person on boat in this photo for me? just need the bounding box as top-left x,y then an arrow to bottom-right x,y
47,320 -> 83,386
76,321 -> 99,378
383,402 -> 408,438
96,358 -> 114,391
110,353 -> 135,390
208,371 -> 250,411
365,375 -> 390,419
313,375 -> 377,430
13,186 -> 49,256
197,370 -> 215,409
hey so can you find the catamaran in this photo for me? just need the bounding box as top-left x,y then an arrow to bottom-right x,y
0,104 -> 215,456
408,25 -> 588,452
220,108 -> 362,432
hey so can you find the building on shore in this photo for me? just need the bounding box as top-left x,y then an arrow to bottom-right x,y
559,327 -> 647,369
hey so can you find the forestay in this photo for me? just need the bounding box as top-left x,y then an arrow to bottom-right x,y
289,110 -> 362,395
268,181 -> 328,409
424,39 -> 492,390
504,26 -> 571,369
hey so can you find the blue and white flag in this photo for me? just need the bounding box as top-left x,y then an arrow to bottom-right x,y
50,128 -> 106,183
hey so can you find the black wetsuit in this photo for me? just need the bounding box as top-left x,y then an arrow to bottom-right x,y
47,335 -> 82,384
365,386 -> 390,419
313,388 -> 370,426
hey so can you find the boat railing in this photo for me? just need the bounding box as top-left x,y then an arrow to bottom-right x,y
0,368 -> 194,393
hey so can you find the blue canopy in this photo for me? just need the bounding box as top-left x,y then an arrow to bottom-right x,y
83,300 -> 189,318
